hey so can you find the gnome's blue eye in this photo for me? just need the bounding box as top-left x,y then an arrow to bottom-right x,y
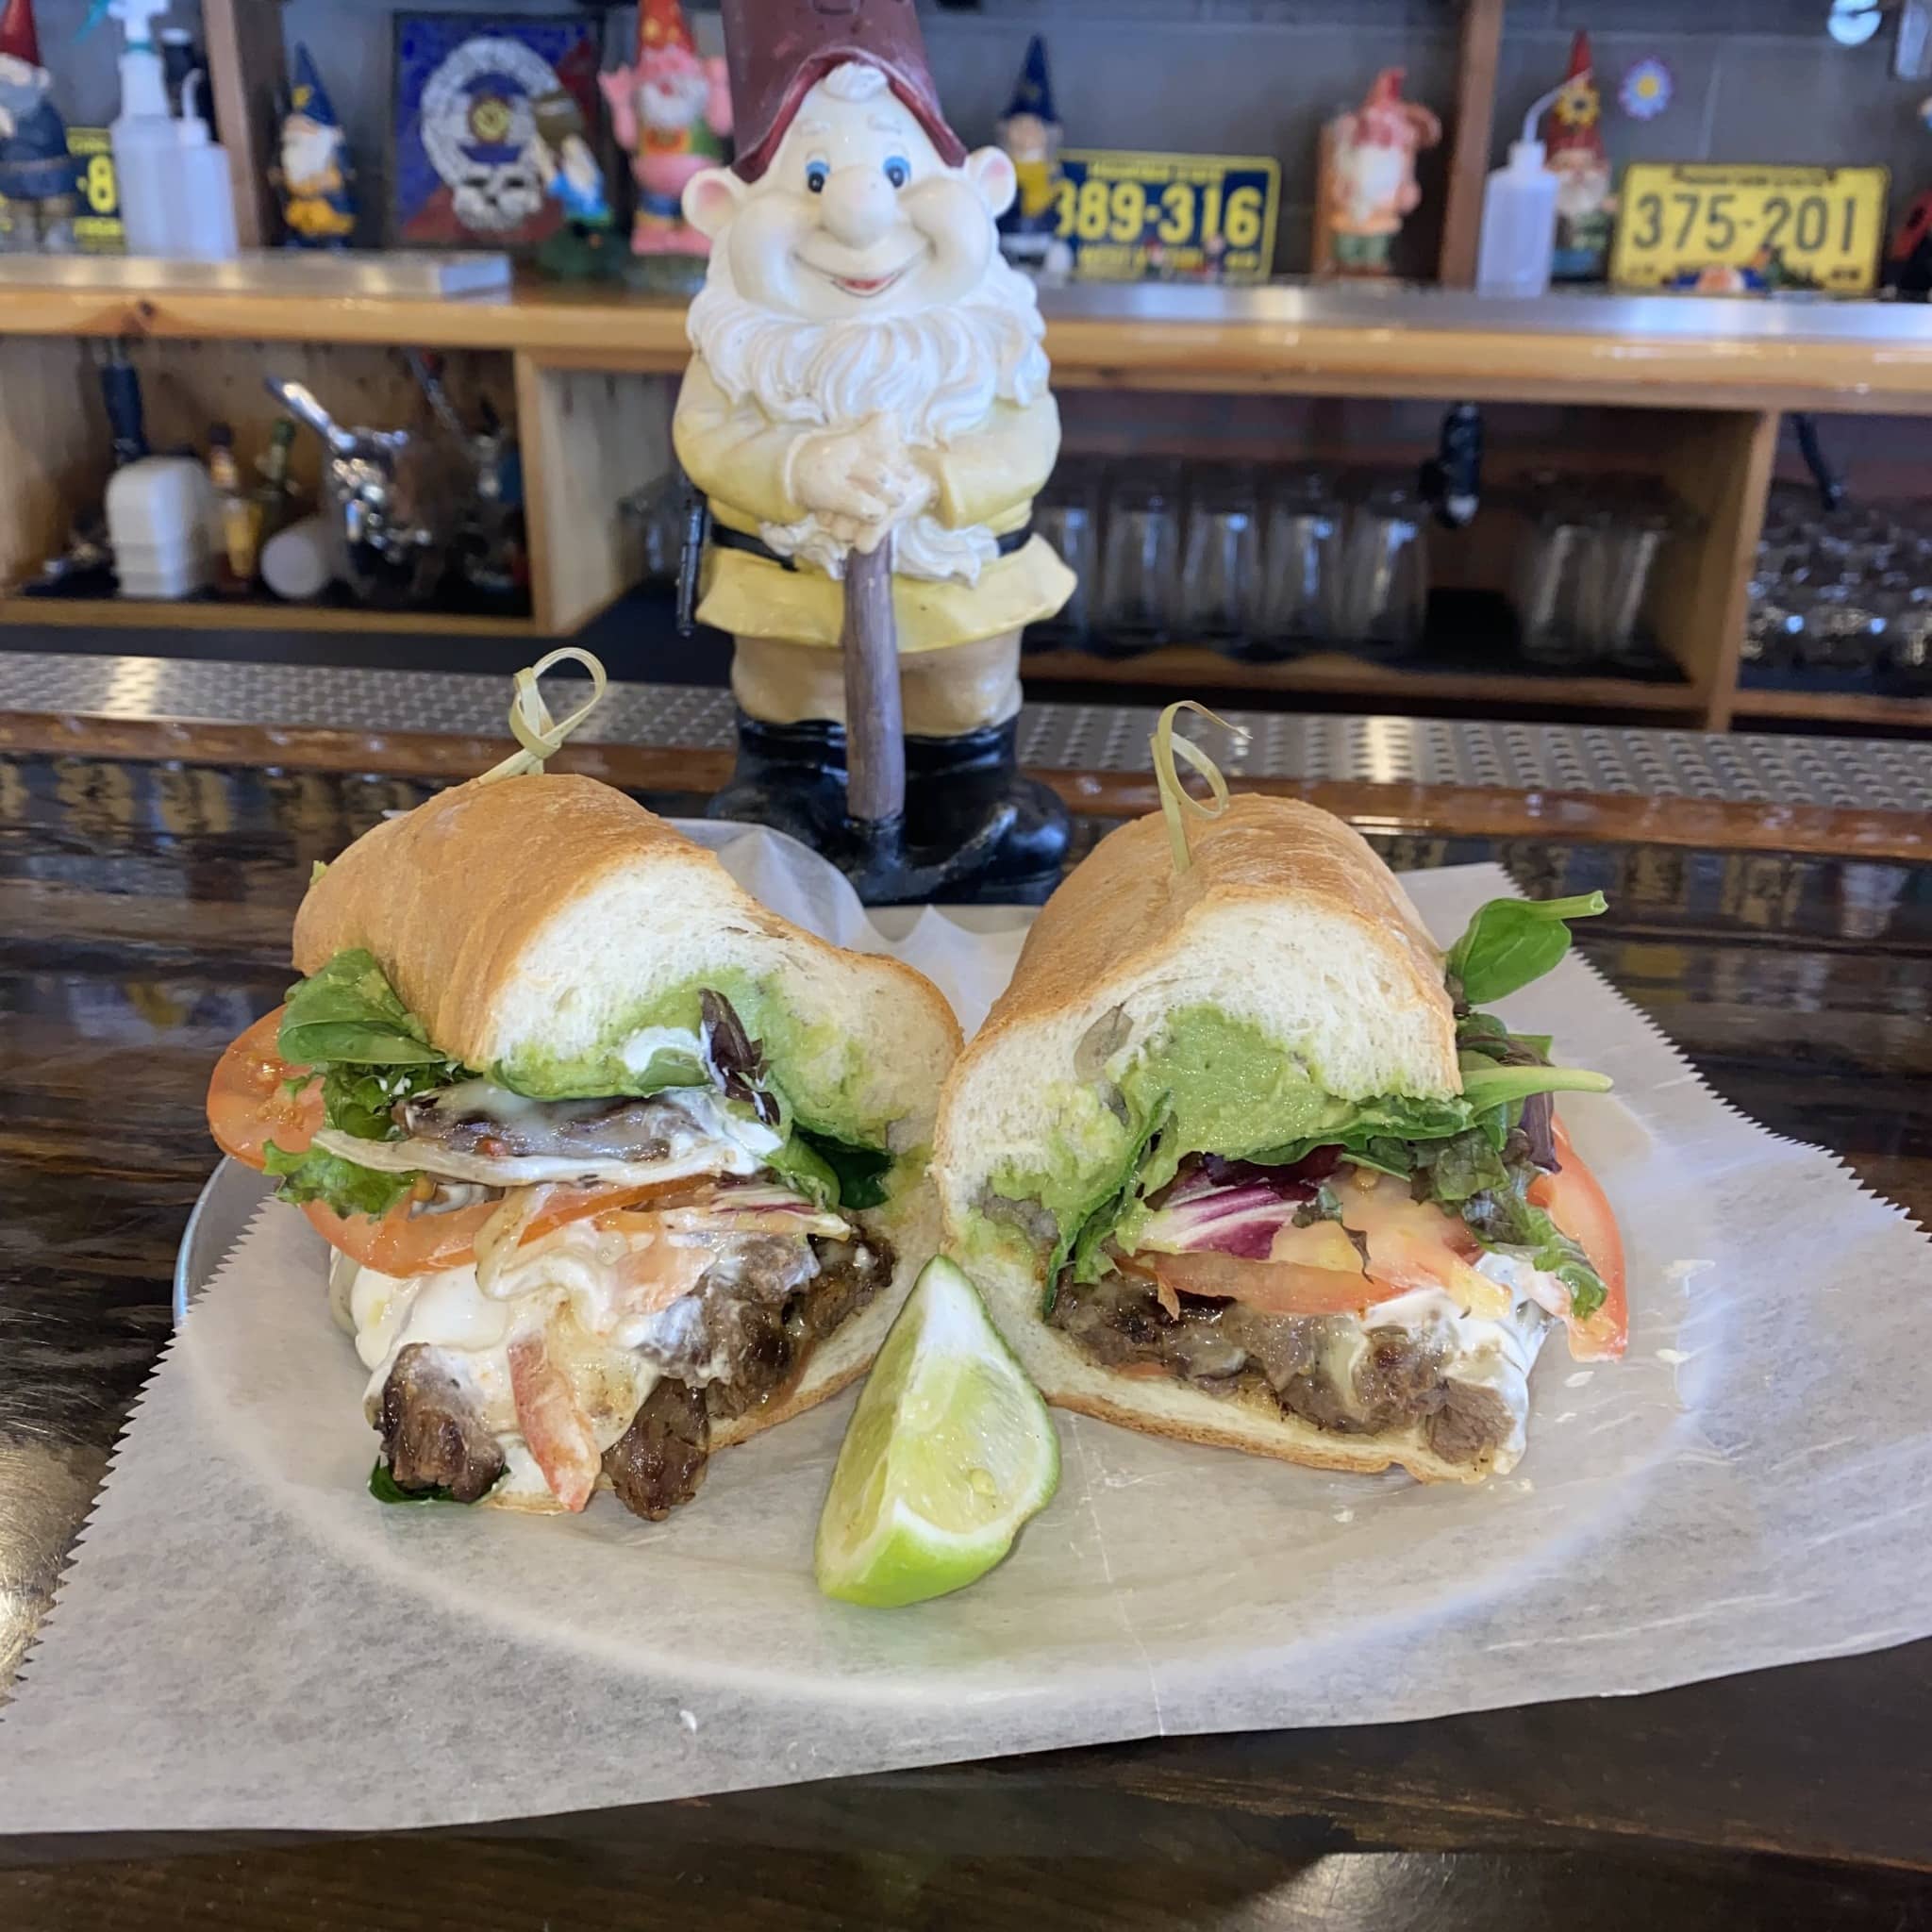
883,156 -> 910,189
805,160 -> 828,193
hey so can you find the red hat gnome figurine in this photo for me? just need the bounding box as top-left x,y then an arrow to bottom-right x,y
675,0 -> 1074,904
1315,67 -> 1440,277
602,0 -> 731,267
1543,30 -> 1614,282
0,0 -> 82,253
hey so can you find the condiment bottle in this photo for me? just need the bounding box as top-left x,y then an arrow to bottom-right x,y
1476,83 -> 1565,299
207,424 -> 262,596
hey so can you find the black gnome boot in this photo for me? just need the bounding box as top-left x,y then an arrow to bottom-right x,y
707,709 -> 1069,906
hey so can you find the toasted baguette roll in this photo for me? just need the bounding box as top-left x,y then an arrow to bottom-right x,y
296,773 -> 961,1153
935,795 -> 1532,1486
935,793 -> 1457,1235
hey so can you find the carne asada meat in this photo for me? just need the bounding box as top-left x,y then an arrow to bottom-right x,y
377,1343 -> 506,1501
1050,1273 -> 1516,1467
603,1377 -> 710,1520
703,1232 -> 893,1421
397,1081 -> 698,1162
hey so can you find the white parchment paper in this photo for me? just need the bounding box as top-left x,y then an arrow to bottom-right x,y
4,827 -> 1931,1833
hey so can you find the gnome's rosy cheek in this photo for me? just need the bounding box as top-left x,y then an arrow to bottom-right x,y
726,189 -> 816,313
906,175 -> 994,294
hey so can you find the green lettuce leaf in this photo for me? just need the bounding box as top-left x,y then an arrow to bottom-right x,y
1459,1171 -> 1608,1322
279,949 -> 454,1070
1052,1096 -> 1171,1305
797,1129 -> 893,1211
1457,1059 -> 1613,1114
1413,1128 -> 1511,1204
758,1124 -> 892,1212
263,1139 -> 415,1220
1444,892 -> 1607,1006
369,1460 -> 495,1506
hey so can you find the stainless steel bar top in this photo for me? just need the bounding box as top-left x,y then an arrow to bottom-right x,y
4,649 -> 1929,812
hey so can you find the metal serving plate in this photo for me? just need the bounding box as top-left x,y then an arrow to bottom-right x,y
174,1157 -> 274,1325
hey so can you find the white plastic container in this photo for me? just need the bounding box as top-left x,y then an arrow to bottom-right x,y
1476,84 -> 1565,299
111,3 -> 239,260
259,514 -> 336,602
169,81 -> 240,260
106,457 -> 216,599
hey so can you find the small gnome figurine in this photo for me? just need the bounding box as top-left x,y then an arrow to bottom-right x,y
0,0 -> 80,254
602,0 -> 732,258
1543,31 -> 1615,283
675,0 -> 1074,903
532,86 -> 618,279
996,36 -> 1070,278
1315,67 -> 1441,277
275,45 -> 357,246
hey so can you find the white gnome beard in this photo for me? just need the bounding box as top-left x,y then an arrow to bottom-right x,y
689,245 -> 1047,585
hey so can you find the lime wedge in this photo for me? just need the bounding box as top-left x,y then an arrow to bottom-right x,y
815,1255 -> 1059,1607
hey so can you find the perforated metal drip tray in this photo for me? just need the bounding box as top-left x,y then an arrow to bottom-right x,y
5,650 -> 1931,813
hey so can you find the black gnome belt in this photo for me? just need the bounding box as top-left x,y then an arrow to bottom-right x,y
707,525 -> 1034,571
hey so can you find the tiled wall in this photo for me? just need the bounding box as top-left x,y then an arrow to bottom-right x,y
25,0 -> 1932,273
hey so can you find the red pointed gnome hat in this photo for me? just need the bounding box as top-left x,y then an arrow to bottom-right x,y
0,0 -> 42,68
720,0 -> 965,182
1543,30 -> 1607,161
639,0 -> 698,61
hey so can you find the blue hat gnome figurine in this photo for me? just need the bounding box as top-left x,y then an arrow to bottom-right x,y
996,35 -> 1069,276
275,43 -> 357,245
532,86 -> 617,280
0,0 -> 81,253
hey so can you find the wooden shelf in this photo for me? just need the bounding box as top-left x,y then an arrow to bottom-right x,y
6,281 -> 1932,411
1022,646 -> 1706,715
1729,684 -> 1932,726
0,597 -> 539,637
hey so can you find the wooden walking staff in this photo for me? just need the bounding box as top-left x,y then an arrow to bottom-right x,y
840,541 -> 906,827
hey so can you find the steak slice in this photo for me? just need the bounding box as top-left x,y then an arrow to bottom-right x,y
603,1377 -> 711,1521
377,1343 -> 506,1502
1424,1378 -> 1516,1466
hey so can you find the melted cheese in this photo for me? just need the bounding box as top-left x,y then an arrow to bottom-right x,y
315,1087 -> 784,1189
1324,1285 -> 1548,1473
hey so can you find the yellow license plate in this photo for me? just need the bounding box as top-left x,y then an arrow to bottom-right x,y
1052,150 -> 1280,283
1610,164 -> 1889,295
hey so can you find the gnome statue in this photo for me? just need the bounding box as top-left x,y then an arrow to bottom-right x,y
275,44 -> 357,246
532,85 -> 618,278
1542,31 -> 1614,283
1314,67 -> 1441,277
0,0 -> 80,254
675,0 -> 1074,903
602,0 -> 732,259
996,35 -> 1070,278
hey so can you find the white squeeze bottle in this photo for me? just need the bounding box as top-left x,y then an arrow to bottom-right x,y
1476,82 -> 1566,299
169,73 -> 240,259
111,0 -> 238,258
110,0 -> 180,255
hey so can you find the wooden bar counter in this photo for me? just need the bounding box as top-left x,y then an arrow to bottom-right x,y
3,691 -> 1932,1923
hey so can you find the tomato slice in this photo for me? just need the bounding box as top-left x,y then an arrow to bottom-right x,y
302,1177 -> 708,1278
207,1008 -> 321,1168
1145,1247 -> 1416,1318
1531,1117 -> 1627,1359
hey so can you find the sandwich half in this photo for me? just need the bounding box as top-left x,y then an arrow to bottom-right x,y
208,774 -> 959,1518
933,794 -> 1624,1484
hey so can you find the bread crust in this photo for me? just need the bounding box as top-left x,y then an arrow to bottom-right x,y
935,795 -> 1495,1477
965,793 -> 1453,1088
292,774 -> 959,1075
